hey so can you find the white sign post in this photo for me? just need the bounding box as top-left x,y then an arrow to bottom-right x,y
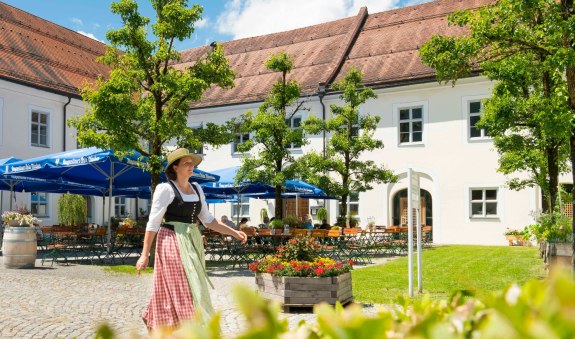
407,168 -> 422,297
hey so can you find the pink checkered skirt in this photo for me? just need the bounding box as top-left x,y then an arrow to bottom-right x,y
142,227 -> 195,329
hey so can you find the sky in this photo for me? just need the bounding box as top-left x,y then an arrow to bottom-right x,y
2,0 -> 432,51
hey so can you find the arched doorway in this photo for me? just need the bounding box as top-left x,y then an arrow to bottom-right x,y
392,189 -> 432,226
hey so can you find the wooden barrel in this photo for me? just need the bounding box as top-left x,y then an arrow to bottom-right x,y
2,227 -> 37,269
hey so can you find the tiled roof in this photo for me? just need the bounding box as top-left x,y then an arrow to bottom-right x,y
0,0 -> 492,105
335,0 -> 493,86
185,0 -> 493,109
183,8 -> 367,108
0,2 -> 108,97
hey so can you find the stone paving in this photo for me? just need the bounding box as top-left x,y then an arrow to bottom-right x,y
0,256 -> 388,338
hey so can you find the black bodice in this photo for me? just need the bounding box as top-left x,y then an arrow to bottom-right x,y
164,181 -> 202,224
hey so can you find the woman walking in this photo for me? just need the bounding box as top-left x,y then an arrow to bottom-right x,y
136,148 -> 247,330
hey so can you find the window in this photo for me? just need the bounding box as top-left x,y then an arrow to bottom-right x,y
399,107 -> 423,144
232,197 -> 250,224
286,115 -> 302,149
233,133 -> 250,153
31,109 -> 49,147
338,191 -> 359,216
470,188 -> 498,217
115,197 -> 127,217
469,100 -> 488,138
31,192 -> 49,217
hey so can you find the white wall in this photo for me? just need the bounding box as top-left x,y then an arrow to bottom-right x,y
0,79 -> 141,227
189,76 -> 541,245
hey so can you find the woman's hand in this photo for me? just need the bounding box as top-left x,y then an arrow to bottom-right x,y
235,230 -> 248,244
136,254 -> 149,275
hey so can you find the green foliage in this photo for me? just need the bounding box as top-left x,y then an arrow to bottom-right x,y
70,0 -> 236,192
98,269 -> 575,338
420,0 -> 572,213
259,208 -> 268,223
233,51 -> 307,218
282,214 -> 300,229
277,235 -> 320,262
57,194 -> 87,226
526,211 -> 573,242
299,67 -> 396,216
316,207 -> 328,222
268,218 -> 284,229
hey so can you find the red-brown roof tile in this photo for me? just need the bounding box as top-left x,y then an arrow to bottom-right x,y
0,2 -> 109,97
186,0 -> 492,109
336,0 -> 492,86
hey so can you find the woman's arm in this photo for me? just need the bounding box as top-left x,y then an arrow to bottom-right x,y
136,231 -> 157,273
205,219 -> 247,243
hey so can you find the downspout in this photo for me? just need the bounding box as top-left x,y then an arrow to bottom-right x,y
317,82 -> 327,215
318,82 -> 327,158
63,96 -> 71,151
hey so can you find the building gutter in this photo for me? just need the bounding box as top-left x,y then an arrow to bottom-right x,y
63,96 -> 71,151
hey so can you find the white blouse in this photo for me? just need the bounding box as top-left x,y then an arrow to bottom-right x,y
145,181 -> 215,232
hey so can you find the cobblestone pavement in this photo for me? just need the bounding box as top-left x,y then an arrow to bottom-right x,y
0,256 -> 387,338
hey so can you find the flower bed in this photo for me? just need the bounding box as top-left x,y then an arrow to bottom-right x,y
250,235 -> 354,308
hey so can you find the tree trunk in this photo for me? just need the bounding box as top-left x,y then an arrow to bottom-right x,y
275,185 -> 283,219
547,144 -> 559,213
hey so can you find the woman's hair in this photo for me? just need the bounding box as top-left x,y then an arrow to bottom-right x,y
240,217 -> 248,224
165,158 -> 182,180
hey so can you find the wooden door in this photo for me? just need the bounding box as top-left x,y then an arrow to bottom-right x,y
284,198 -> 310,219
399,197 -> 426,226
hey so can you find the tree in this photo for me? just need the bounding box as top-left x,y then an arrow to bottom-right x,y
234,52 -> 308,218
419,0 -> 575,272
70,0 -> 236,193
419,0 -> 570,213
299,67 -> 396,219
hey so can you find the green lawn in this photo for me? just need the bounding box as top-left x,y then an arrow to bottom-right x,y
352,245 -> 546,304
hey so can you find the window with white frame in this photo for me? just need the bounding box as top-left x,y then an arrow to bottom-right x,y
469,100 -> 488,138
286,115 -> 302,149
338,191 -> 359,216
232,133 -> 249,153
115,197 -> 127,217
31,109 -> 49,147
232,197 -> 250,224
399,107 -> 423,144
31,192 -> 49,217
470,188 -> 498,217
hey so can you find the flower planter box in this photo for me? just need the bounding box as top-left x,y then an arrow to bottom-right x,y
505,235 -> 525,246
255,272 -> 353,309
543,242 -> 573,270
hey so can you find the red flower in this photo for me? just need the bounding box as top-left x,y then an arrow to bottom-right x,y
315,267 -> 325,275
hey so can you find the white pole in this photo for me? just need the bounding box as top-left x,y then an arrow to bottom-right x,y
407,168 -> 414,297
107,166 -> 113,252
417,206 -> 423,293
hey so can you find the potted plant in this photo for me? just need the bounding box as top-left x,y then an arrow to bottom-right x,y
57,193 -> 87,226
2,207 -> 41,269
269,219 -> 284,235
120,214 -> 137,228
260,208 -> 269,224
316,207 -> 328,224
504,228 -> 525,246
250,235 -> 353,310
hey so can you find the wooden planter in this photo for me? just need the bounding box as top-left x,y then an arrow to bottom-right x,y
255,272 -> 353,310
505,235 -> 525,246
543,242 -> 573,270
2,227 -> 37,268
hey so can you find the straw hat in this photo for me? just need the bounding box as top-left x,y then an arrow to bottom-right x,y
165,148 -> 203,170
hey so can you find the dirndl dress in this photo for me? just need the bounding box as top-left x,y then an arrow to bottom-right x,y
142,182 -> 214,329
